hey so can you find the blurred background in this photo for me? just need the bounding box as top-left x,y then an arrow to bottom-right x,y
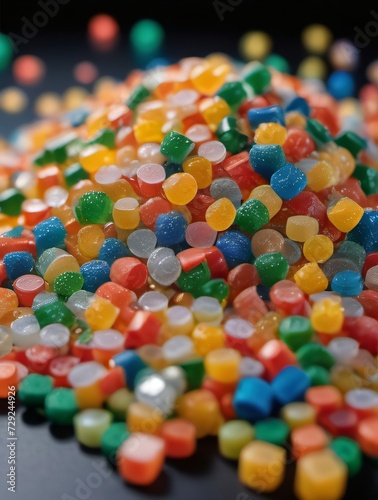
0,0 -> 377,139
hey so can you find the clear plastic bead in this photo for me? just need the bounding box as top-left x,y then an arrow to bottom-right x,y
322,257 -> 359,281
191,296 -> 222,325
327,337 -> 359,365
170,89 -> 199,107
345,388 -> 378,411
116,145 -> 136,167
137,162 -> 166,186
162,335 -> 194,363
185,124 -> 212,144
127,229 -> 157,258
166,306 -> 194,335
198,140 -> 227,164
138,291 -> 168,313
341,297 -> 364,317
210,178 -> 242,209
0,326 -> 13,357
135,372 -> 177,416
94,165 -> 122,185
239,356 -> 265,378
32,291 -> 59,311
185,222 -> 217,248
160,366 -> 187,395
137,143 -> 166,164
147,247 -> 182,286
11,316 -> 41,348
40,323 -> 70,349
66,290 -> 94,321
281,238 -> 302,265
67,361 -> 107,388
309,291 -> 338,303
365,265 -> 378,291
92,329 -> 125,351
14,170 -> 36,194
44,186 -> 69,208
224,317 -> 255,341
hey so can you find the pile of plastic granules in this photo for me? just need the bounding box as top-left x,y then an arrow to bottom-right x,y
0,55 -> 378,500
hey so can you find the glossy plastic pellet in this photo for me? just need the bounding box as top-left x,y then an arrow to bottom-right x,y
160,130 -> 194,163
357,416 -> 378,457
74,409 -> 112,448
39,323 -> 70,351
292,423 -> 329,458
117,433 -> 165,485
0,362 -> 18,398
185,222 -> 217,248
327,197 -> 364,232
210,178 -> 242,209
294,263 -> 328,295
254,417 -> 290,446
206,198 -> 236,231
319,407 -> 358,439
311,298 -> 344,334
233,377 -> 273,422
251,229 -> 284,258
135,372 -> 177,416
18,373 -> 53,407
205,348 -> 241,384
216,231 -> 253,269
33,216 -> 67,255
160,419 -> 196,458
68,361 -> 107,408
219,420 -> 254,459
280,402 -> 316,430
75,191 -> 113,225
48,356 -> 80,387
271,366 -> 311,406
127,401 -> 165,435
271,163 -> 307,200
258,340 -> 297,380
239,440 -> 286,492
155,211 -> 187,247
192,296 -> 222,325
162,335 -> 194,363
176,389 -> 221,438
147,247 -> 182,286
255,252 -> 289,287
165,306 -> 194,336
191,324 -> 225,356
235,198 -> 270,233
303,235 -> 334,263
365,265 -> 378,291
106,388 -> 135,421
286,216 -> 319,243
11,315 -> 41,348
101,422 -> 129,459
136,163 -> 166,197
138,291 -> 168,319
4,251 -> 34,281
13,275 -> 46,307
345,389 -> 378,419
278,316 -> 313,351
45,388 -> 79,425
327,337 -> 359,365
0,327 -> 13,358
330,437 -> 362,476
294,449 -> 347,500
162,173 -> 197,205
